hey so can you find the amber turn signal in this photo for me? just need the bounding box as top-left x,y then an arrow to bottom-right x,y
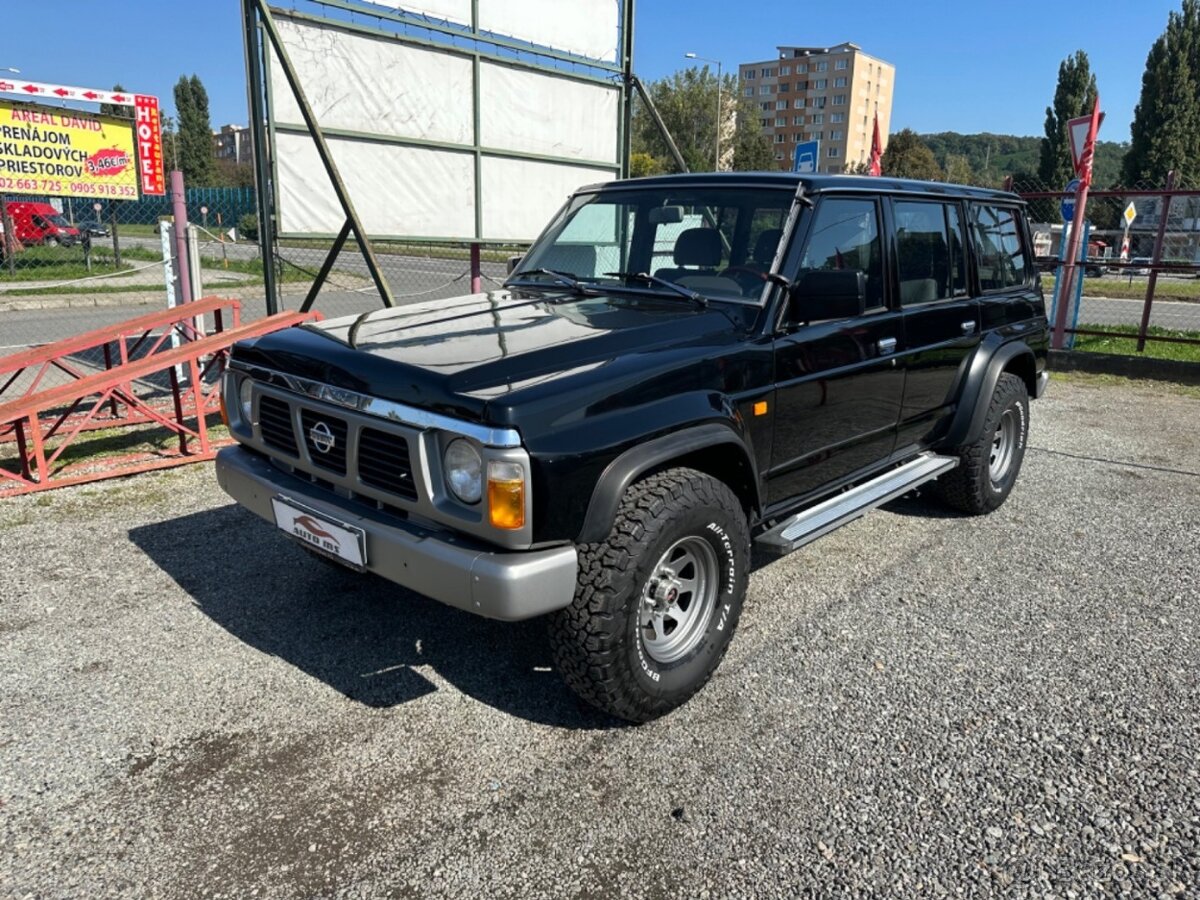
487,460 -> 525,530
753,400 -> 768,416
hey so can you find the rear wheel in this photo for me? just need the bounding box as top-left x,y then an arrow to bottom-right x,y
935,372 -> 1029,514
549,468 -> 750,723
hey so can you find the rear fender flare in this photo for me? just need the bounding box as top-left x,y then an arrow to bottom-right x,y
945,339 -> 1036,448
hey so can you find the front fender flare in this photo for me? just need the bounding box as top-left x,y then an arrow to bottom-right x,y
577,423 -> 757,544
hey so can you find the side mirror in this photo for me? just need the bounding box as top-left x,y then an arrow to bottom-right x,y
788,270 -> 867,323
507,254 -> 523,275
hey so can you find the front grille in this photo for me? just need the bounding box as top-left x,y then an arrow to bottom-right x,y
300,409 -> 348,475
357,427 -> 418,501
258,394 -> 297,455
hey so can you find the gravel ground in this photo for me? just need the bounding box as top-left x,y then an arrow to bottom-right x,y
1,376 -> 1198,898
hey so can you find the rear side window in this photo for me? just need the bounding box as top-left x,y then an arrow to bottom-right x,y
971,205 -> 1028,290
894,200 -> 969,303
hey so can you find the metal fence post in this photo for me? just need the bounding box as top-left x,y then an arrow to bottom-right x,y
1137,170 -> 1175,353
171,170 -> 194,305
109,204 -> 122,268
0,196 -> 15,276
470,243 -> 482,294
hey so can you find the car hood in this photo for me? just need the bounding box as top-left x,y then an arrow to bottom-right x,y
234,289 -> 751,423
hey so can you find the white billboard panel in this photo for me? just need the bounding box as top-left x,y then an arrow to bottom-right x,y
270,18 -> 473,145
358,0 -> 619,62
480,62 -> 619,163
479,0 -> 619,63
481,156 -> 609,241
276,131 -> 476,237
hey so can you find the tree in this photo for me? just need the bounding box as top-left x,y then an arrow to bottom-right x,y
174,75 -> 216,186
880,129 -> 942,180
631,66 -> 775,174
1124,0 -> 1200,186
1038,51 -> 1098,190
99,84 -> 129,120
943,154 -> 976,186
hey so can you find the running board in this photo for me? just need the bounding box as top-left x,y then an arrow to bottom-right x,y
755,452 -> 958,554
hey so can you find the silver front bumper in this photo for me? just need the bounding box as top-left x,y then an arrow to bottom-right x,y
215,446 -> 578,621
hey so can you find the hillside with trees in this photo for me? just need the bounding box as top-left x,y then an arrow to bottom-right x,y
917,132 -> 1128,188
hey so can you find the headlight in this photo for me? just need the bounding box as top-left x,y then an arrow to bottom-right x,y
443,438 -> 483,504
238,377 -> 254,422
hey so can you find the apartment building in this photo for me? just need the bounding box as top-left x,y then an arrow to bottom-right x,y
212,124 -> 253,165
738,43 -> 894,173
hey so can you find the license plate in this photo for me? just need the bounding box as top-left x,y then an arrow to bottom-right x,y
271,496 -> 367,569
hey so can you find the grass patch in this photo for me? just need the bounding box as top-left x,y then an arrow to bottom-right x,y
1051,369 -> 1200,400
0,244 -> 132,282
1081,276 -> 1200,301
1071,323 -> 1200,363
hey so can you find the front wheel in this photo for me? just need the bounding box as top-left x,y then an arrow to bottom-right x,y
549,468 -> 750,723
934,372 -> 1029,514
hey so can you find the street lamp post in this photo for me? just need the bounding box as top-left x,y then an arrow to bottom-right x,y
685,52 -> 722,171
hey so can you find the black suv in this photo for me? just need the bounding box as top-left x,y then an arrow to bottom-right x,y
216,173 -> 1049,722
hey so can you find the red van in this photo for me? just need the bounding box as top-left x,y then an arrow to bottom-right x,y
4,202 -> 81,247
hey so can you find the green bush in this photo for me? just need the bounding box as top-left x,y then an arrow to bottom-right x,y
237,213 -> 258,242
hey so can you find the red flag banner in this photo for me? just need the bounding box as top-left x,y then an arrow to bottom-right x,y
868,115 -> 882,176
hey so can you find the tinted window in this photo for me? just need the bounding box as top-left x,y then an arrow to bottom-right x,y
972,205 -> 1028,290
894,201 -> 968,303
798,197 -> 884,310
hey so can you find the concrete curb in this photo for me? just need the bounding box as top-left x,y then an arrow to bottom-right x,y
1049,349 -> 1200,385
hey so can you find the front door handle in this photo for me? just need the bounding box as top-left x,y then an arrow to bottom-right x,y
961,320 -> 977,334
878,337 -> 897,355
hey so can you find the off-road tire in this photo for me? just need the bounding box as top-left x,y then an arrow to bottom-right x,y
549,467 -> 750,723
935,372 -> 1029,514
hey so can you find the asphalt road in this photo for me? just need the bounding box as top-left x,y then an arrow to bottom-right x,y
2,377 -> 1198,897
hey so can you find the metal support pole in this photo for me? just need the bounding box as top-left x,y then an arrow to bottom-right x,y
714,61 -> 722,171
109,204 -> 122,268
243,0 -> 279,315
631,75 -> 689,174
1138,170 -> 1175,353
251,0 -> 396,308
1054,183 -> 1091,350
299,219 -> 352,313
470,243 -> 482,294
170,170 -> 194,306
0,197 -> 16,276
618,0 -> 636,177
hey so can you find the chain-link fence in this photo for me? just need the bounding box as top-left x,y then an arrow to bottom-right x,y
0,186 -> 526,398
1010,173 -> 1200,357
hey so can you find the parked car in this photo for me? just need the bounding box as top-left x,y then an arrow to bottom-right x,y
3,202 -> 80,247
1130,257 -> 1152,276
215,173 -> 1050,722
79,221 -> 109,239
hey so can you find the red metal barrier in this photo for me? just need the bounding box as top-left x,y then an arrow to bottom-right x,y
0,302 -> 320,496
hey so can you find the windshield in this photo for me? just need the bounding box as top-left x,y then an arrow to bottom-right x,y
46,214 -> 71,228
513,186 -> 796,303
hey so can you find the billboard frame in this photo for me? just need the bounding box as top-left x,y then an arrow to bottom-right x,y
241,0 -> 635,313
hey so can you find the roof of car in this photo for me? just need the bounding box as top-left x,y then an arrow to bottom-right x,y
583,171 -> 1022,203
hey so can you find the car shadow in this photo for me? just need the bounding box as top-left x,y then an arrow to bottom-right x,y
880,489 -> 969,520
128,504 -> 623,730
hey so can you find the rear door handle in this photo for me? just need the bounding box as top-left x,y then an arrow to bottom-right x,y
877,337 -> 897,355
961,320 -> 977,334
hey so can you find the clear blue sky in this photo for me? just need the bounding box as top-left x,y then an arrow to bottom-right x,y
0,0 -> 1183,142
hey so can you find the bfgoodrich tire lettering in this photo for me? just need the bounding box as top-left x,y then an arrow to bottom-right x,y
935,372 -> 1029,514
549,467 -> 750,723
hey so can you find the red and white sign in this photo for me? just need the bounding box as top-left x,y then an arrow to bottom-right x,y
0,79 -> 136,106
0,78 -> 165,196
1068,105 -> 1105,186
134,95 -> 165,195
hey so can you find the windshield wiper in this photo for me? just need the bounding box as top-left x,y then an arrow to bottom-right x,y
604,271 -> 707,307
507,267 -> 591,295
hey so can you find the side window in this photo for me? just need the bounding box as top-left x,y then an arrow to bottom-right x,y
798,197 -> 884,310
894,200 -> 969,303
971,205 -> 1028,290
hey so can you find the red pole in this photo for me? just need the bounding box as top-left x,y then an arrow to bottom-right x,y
470,242 -> 482,294
1052,96 -> 1102,350
170,170 -> 194,305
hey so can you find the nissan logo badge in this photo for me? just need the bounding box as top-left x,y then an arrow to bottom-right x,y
309,421 -> 336,454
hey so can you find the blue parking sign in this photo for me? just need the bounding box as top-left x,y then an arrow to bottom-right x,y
792,140 -> 820,174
